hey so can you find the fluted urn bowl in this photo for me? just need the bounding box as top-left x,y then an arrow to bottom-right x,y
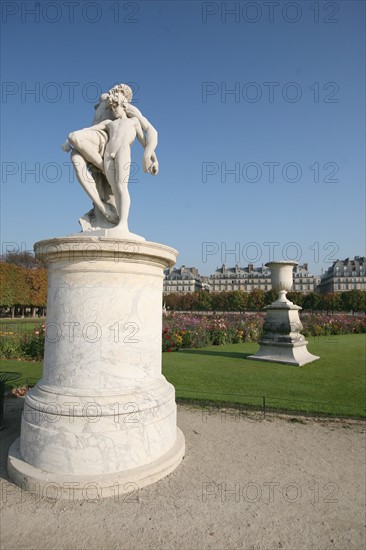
266,261 -> 298,301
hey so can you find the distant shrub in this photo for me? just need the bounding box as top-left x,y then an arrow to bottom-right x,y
0,335 -> 23,358
0,323 -> 45,360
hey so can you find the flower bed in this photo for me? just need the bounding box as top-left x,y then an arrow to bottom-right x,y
301,313 -> 366,337
0,315 -> 365,359
162,312 -> 366,352
163,313 -> 265,352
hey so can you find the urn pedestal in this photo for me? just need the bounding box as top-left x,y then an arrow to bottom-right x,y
248,261 -> 319,366
8,236 -> 185,499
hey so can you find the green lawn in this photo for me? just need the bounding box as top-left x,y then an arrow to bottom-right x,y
1,334 -> 365,417
0,318 -> 45,335
162,334 -> 366,417
0,359 -> 42,388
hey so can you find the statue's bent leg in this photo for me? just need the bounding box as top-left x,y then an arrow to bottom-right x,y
71,150 -> 118,224
68,130 -> 105,173
104,148 -> 131,231
93,171 -> 118,223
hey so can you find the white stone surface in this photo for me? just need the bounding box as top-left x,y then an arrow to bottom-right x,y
266,261 -> 298,292
8,237 -> 185,496
8,428 -> 185,500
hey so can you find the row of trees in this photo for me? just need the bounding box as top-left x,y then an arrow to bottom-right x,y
1,250 -> 365,317
164,289 -> 366,313
0,262 -> 47,317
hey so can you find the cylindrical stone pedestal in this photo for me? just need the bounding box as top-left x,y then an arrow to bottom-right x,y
8,236 -> 185,499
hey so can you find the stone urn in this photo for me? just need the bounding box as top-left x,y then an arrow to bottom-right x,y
248,260 -> 319,366
267,261 -> 298,301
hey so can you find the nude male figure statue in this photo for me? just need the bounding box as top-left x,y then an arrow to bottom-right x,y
91,88 -> 158,232
62,83 -> 158,233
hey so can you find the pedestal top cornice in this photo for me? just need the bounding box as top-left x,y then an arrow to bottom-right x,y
34,236 -> 178,268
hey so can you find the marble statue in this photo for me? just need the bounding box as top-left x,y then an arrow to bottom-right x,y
9,83 -> 185,498
62,83 -> 159,235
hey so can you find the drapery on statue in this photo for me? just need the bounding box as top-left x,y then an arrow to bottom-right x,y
62,83 -> 159,234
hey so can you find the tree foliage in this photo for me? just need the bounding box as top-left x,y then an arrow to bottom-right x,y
340,290 -> 366,312
1,250 -> 45,268
0,262 -> 47,307
164,290 -> 366,313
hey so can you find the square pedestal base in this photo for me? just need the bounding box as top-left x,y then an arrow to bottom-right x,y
248,341 -> 319,366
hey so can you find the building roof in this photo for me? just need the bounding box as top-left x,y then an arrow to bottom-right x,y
164,266 -> 200,281
321,256 -> 365,280
211,264 -> 270,278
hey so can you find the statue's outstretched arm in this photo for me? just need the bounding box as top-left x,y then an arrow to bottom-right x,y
125,104 -> 158,160
134,120 -> 159,175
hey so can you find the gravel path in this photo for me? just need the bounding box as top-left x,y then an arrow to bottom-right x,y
1,401 -> 365,550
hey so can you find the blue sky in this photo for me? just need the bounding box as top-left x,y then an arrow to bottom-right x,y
1,0 -> 365,276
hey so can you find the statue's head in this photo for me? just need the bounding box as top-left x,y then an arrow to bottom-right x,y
108,83 -> 133,105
